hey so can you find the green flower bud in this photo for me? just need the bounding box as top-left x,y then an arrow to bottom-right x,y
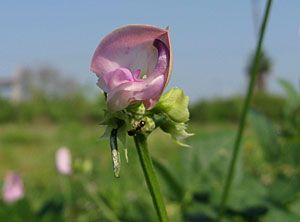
73,158 -> 93,175
155,87 -> 190,123
82,159 -> 93,175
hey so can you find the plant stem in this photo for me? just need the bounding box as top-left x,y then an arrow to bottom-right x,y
216,0 -> 273,221
134,134 -> 169,222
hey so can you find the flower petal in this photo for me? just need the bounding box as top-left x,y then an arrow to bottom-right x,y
3,172 -> 24,203
144,38 -> 171,109
107,75 -> 164,112
91,25 -> 171,84
132,69 -> 141,80
91,24 -> 173,111
91,25 -> 168,74
55,147 -> 72,175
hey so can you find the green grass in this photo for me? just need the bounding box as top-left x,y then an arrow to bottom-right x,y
2,121 -> 297,221
0,122 -> 236,173
0,121 -> 242,198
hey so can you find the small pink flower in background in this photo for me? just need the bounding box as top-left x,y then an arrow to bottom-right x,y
91,24 -> 172,112
2,171 -> 24,203
55,147 -> 72,175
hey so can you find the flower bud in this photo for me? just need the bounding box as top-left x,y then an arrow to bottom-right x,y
2,171 -> 24,203
55,147 -> 72,176
155,88 -> 190,123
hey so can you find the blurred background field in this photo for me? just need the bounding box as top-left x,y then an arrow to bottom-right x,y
0,76 -> 299,221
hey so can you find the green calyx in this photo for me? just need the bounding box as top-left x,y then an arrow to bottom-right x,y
153,87 -> 193,146
101,88 -> 192,148
100,88 -> 192,176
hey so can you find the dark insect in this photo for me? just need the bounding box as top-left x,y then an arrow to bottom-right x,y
128,120 -> 146,136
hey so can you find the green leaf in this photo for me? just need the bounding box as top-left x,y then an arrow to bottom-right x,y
155,87 -> 190,123
117,124 -> 127,146
278,79 -> 300,105
278,79 -> 300,133
0,199 -> 37,222
267,176 -> 300,207
265,206 -> 300,222
248,111 -> 281,163
100,125 -> 113,139
152,157 -> 185,201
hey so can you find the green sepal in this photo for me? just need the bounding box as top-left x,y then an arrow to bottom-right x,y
155,87 -> 190,123
101,108 -> 132,164
126,102 -> 146,118
158,115 -> 193,147
118,124 -> 129,163
100,109 -> 129,126
100,109 -> 130,139
100,125 -> 114,139
100,110 -> 117,126
118,123 -> 128,146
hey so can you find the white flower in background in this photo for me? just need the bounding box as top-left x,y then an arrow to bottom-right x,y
2,171 -> 24,203
55,147 -> 72,175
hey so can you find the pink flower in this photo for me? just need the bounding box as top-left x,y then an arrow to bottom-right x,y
91,24 -> 172,112
55,147 -> 72,175
2,171 -> 24,203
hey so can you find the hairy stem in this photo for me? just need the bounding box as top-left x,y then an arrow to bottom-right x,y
134,134 -> 169,222
217,0 -> 273,221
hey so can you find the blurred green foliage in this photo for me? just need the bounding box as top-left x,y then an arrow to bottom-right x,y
0,92 -> 104,124
190,93 -> 285,123
0,79 -> 299,221
0,87 -> 285,125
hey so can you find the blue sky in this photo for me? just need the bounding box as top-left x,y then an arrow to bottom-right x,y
0,1 -> 299,101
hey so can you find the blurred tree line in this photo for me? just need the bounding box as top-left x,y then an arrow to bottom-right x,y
190,93 -> 285,123
0,63 -> 292,125
0,87 -> 286,125
0,66 -> 104,123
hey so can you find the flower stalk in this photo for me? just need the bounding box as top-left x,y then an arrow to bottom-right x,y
133,134 -> 169,222
217,0 -> 273,221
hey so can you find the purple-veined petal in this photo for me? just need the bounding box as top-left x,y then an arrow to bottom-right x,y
103,68 -> 137,92
152,39 -> 170,78
91,25 -> 169,75
107,68 -> 134,89
97,68 -> 142,93
132,69 -> 141,80
144,38 -> 170,109
107,75 -> 164,112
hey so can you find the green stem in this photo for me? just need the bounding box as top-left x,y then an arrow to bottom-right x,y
134,134 -> 169,222
216,0 -> 273,221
